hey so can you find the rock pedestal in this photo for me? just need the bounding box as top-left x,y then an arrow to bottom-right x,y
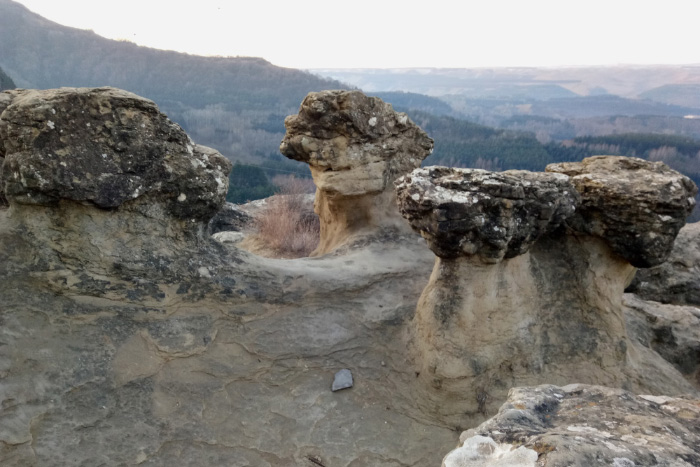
280,90 -> 433,255
0,87 -> 231,272
396,159 -> 697,420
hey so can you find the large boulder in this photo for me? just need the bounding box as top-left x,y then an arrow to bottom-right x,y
395,158 -> 698,423
1,87 -> 230,219
395,166 -> 579,261
280,90 -> 433,255
547,156 -> 697,268
444,384 -> 700,467
626,221 -> 700,306
0,87 -> 231,272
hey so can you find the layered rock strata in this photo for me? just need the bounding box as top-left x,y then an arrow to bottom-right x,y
395,159 -> 698,421
444,384 -> 700,467
280,90 -> 433,255
0,87 -> 231,273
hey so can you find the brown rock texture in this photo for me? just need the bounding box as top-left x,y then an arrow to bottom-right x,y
547,156 -> 697,268
445,384 -> 700,467
280,90 -> 433,255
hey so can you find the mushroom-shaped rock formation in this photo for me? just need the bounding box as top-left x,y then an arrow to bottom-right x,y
0,87 -> 232,273
395,158 -> 698,424
547,156 -> 697,267
280,90 -> 433,255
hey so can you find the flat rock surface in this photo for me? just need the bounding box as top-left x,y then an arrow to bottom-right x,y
448,384 -> 700,466
0,209 -> 460,466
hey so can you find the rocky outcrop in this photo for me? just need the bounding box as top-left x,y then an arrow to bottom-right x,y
280,90 -> 433,255
0,89 -> 20,206
395,159 -> 698,423
208,202 -> 252,234
625,293 -> 700,388
0,86 -> 461,466
547,156 -> 698,268
627,221 -> 700,306
396,166 -> 579,261
0,87 -> 231,273
444,384 -> 700,467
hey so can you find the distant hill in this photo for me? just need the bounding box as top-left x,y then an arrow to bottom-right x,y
314,66 -> 700,98
0,0 -> 347,173
0,65 -> 14,90
640,84 -> 700,110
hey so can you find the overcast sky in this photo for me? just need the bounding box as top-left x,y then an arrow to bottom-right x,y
13,0 -> 700,69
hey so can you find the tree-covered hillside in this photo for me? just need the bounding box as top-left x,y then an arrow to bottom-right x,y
0,66 -> 15,90
0,0 -> 347,170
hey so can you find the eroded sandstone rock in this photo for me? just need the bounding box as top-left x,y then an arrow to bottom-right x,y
627,221 -> 700,306
396,158 -> 698,423
625,293 -> 700,388
1,87 -> 230,220
0,87 -> 232,273
395,166 -> 579,261
547,156 -> 697,267
280,90 -> 433,255
447,384 -> 700,466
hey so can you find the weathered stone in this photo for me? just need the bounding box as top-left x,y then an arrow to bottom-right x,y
627,221 -> 700,306
331,368 -> 354,392
212,230 -> 246,244
625,293 -> 700,388
547,156 -> 697,267
447,384 -> 700,466
0,87 -> 232,274
395,166 -> 579,261
280,90 -> 433,255
398,162 -> 696,423
0,89 -> 25,206
442,435 -> 537,467
208,202 -> 252,234
0,87 -> 231,221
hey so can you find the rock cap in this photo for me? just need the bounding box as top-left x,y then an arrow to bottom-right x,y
547,156 -> 697,267
396,166 -> 579,261
0,87 -> 231,221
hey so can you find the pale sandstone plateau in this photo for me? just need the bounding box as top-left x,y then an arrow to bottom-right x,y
0,88 -> 698,466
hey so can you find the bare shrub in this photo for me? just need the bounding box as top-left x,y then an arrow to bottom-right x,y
251,175 -> 319,258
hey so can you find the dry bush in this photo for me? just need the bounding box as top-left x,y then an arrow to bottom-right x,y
252,175 -> 319,258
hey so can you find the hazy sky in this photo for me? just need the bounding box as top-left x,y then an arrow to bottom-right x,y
14,0 -> 700,69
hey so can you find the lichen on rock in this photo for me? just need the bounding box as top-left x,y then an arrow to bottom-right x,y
0,87 -> 231,221
280,90 -> 433,255
396,157 -> 698,422
395,166 -> 579,262
547,156 -> 697,267
0,87 -> 232,275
